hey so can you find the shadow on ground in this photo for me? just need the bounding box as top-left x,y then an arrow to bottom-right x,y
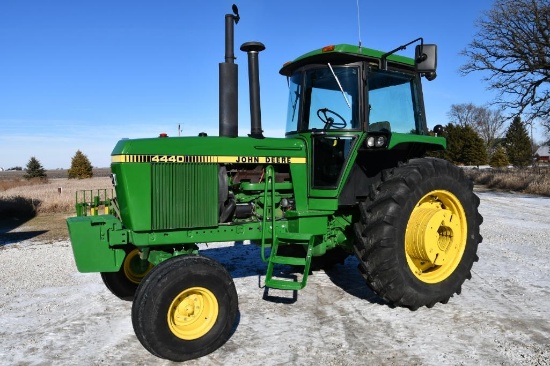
0,196 -> 43,246
200,243 -> 385,306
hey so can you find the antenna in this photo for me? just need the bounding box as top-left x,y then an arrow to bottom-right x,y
356,0 -> 362,49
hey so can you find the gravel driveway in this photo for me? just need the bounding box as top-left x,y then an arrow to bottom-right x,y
1,190 -> 549,365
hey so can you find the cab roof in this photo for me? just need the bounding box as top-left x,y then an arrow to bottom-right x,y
279,44 -> 415,76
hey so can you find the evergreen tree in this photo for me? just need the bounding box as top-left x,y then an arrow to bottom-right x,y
489,145 -> 509,168
24,156 -> 47,180
504,117 -> 532,167
441,124 -> 488,166
68,150 -> 93,179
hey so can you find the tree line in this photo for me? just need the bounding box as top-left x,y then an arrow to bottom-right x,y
22,150 -> 94,180
430,103 -> 532,168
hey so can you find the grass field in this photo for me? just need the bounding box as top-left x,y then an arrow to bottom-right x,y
464,166 -> 550,196
0,169 -> 112,242
0,168 -> 112,216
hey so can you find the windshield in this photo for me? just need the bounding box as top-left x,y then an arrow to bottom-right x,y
367,69 -> 423,134
285,65 -> 360,134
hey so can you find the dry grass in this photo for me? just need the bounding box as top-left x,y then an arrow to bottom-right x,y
0,177 -> 112,217
465,166 -> 550,197
0,177 -> 48,192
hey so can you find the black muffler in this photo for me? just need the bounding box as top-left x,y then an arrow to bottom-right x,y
219,5 -> 240,138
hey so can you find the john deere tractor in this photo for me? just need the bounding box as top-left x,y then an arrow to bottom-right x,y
67,5 -> 482,362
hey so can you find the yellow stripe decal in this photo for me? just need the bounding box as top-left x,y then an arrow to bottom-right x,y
111,155 -> 306,164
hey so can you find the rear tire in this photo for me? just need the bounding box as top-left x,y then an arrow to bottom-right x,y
132,255 -> 238,362
101,247 -> 152,301
353,158 -> 482,310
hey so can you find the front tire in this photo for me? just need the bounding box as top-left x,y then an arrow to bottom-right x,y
353,158 -> 482,309
100,247 -> 153,301
132,255 -> 238,362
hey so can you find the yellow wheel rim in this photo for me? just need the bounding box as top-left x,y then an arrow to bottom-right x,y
123,249 -> 153,284
405,190 -> 467,284
167,287 -> 219,340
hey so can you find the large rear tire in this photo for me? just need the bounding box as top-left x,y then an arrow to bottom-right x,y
353,158 -> 482,310
132,255 -> 238,362
100,247 -> 153,301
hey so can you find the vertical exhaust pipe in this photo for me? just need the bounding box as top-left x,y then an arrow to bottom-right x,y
219,5 -> 240,138
240,41 -> 265,139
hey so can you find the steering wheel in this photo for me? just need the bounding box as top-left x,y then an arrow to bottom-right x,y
316,108 -> 347,129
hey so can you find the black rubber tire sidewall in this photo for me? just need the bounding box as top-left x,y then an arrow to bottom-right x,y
100,269 -> 138,301
132,255 -> 238,362
100,247 -> 143,301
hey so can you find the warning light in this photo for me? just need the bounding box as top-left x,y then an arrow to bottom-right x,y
159,133 -> 168,138
322,45 -> 335,52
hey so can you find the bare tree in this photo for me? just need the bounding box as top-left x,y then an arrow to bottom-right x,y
460,0 -> 550,137
447,103 -> 479,127
447,103 -> 507,151
476,107 -> 507,151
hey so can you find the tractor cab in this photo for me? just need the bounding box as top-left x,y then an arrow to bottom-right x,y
280,42 -> 443,197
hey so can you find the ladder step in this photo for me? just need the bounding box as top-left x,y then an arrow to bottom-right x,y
277,232 -> 313,242
265,278 -> 304,291
270,255 -> 307,266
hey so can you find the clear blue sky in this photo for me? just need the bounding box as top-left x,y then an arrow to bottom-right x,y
1,0 -> 538,169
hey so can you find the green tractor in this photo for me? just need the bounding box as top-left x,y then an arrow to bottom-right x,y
67,5 -> 482,362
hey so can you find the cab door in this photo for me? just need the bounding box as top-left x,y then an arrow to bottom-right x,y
301,64 -> 364,199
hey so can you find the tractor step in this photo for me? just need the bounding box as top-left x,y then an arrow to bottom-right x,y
276,232 -> 313,241
264,278 -> 304,291
270,255 -> 306,266
264,232 -> 314,291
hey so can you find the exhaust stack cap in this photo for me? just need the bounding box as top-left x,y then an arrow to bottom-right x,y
240,41 -> 265,54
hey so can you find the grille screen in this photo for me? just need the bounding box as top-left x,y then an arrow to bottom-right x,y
151,163 -> 218,230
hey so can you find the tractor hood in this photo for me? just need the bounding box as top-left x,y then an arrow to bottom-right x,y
111,135 -> 307,164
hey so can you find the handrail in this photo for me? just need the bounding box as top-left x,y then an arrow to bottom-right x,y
260,165 -> 276,262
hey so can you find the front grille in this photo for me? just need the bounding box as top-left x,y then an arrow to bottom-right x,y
151,163 -> 218,230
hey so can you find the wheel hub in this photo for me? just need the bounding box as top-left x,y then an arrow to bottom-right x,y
405,190 -> 467,283
168,287 -> 219,340
406,207 -> 458,265
123,249 -> 153,284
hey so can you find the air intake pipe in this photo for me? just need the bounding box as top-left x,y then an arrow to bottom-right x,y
219,5 -> 240,138
240,42 -> 265,139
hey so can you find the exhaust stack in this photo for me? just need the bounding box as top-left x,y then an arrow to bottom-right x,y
219,5 -> 240,138
240,41 -> 265,139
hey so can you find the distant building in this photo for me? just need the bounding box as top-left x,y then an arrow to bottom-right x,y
535,145 -> 550,162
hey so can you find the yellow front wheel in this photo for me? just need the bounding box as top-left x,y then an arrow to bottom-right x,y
167,287 -> 219,340
132,255 -> 238,362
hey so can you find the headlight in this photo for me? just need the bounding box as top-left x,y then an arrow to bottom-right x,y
366,135 -> 387,148
367,136 -> 375,147
375,135 -> 386,147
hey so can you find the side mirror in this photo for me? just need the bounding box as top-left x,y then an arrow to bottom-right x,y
415,44 -> 437,80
